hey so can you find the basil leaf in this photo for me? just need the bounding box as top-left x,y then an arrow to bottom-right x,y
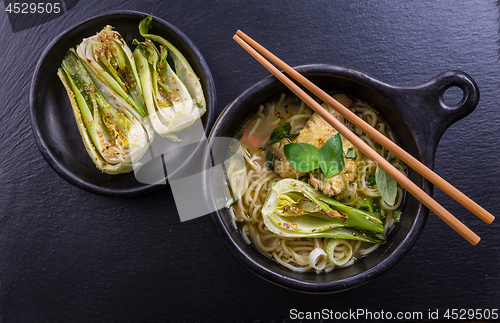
267,122 -> 297,145
284,143 -> 319,172
345,148 -> 357,159
319,133 -> 345,179
375,166 -> 397,206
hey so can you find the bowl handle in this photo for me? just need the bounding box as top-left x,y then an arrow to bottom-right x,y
383,70 -> 479,166
421,70 -> 479,124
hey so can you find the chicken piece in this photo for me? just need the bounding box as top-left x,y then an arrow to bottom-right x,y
294,106 -> 341,149
270,101 -> 343,179
292,93 -> 351,148
309,137 -> 359,199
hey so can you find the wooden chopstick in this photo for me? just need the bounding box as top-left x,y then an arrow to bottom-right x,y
233,32 -> 484,245
236,30 -> 494,226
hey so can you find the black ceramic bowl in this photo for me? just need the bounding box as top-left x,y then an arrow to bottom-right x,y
202,64 -> 479,293
30,11 -> 215,197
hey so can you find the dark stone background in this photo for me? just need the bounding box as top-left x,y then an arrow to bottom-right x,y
0,0 -> 498,322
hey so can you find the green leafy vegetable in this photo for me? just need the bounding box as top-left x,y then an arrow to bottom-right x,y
375,166 -> 398,206
57,16 -> 209,174
76,25 -> 147,118
133,38 -> 200,141
365,175 -> 376,186
267,122 -> 296,145
57,49 -> 153,174
261,178 -> 385,243
266,151 -> 274,171
283,143 -> 319,172
318,133 -> 345,179
345,148 -> 357,159
356,197 -> 375,213
139,15 -> 206,118
283,133 -> 346,179
392,209 -> 402,224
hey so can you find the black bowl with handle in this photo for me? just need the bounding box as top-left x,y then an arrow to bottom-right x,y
202,64 -> 479,293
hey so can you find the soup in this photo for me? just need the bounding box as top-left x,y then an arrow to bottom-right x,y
225,93 -> 405,273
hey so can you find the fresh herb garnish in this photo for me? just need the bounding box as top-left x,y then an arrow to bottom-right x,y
375,166 -> 397,206
392,210 -> 402,224
345,148 -> 357,159
318,134 -> 345,179
284,133 -> 345,178
283,143 -> 319,172
266,151 -> 274,171
267,122 -> 297,145
365,175 -> 376,186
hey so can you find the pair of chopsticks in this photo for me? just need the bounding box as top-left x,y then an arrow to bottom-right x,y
233,30 -> 495,246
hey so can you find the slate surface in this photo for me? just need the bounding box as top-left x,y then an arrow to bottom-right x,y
0,0 -> 499,322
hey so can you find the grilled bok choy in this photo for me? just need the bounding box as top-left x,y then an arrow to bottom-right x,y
138,15 -> 206,124
57,16 -> 207,174
57,49 -> 153,174
133,39 -> 201,140
262,179 -> 386,243
76,25 -> 147,118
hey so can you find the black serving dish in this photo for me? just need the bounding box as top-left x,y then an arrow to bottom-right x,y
202,64 -> 479,293
30,10 -> 215,197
